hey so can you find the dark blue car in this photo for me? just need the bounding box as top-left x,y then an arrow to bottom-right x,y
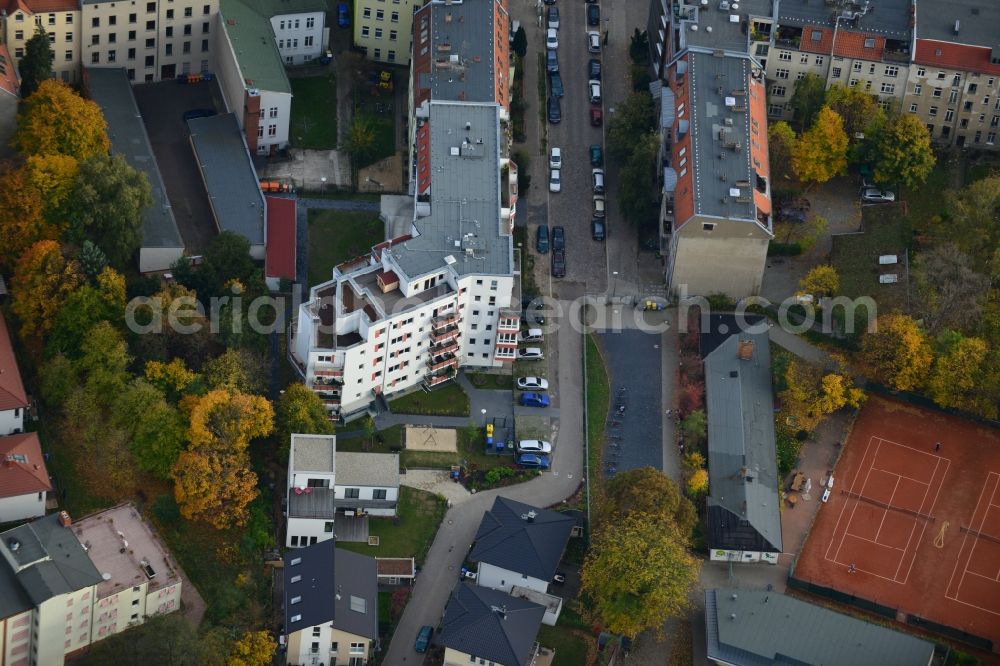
520,392 -> 550,408
516,453 -> 551,470
337,2 -> 350,27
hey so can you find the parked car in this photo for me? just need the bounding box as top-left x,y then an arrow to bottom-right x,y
547,6 -> 559,30
861,187 -> 895,203
518,347 -> 545,360
588,58 -> 602,80
587,31 -> 601,53
517,376 -> 549,391
587,3 -> 600,25
520,328 -> 544,343
337,2 -> 350,27
546,28 -> 559,50
415,626 -> 433,653
551,250 -> 566,278
589,144 -> 603,167
547,96 -> 561,124
520,392 -> 551,408
590,106 -> 603,126
517,439 -> 552,454
549,71 -> 564,98
593,195 -> 606,217
549,146 -> 562,169
552,225 -> 565,251
549,168 -> 561,193
546,48 -> 559,73
592,168 -> 605,194
536,224 -> 549,254
591,217 -> 606,241
589,79 -> 602,103
516,453 -> 551,469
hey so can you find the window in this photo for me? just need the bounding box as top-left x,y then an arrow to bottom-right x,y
65,31 -> 72,41
909,103 -> 918,113
91,34 -> 99,45
350,643 -> 365,654
278,39 -> 284,48
880,83 -> 894,94
146,1 -> 155,10
937,71 -> 946,80
703,223 -> 715,231
944,109 -> 954,121
953,74 -> 961,87
183,40 -> 190,52
361,26 -> 369,37
928,106 -> 938,116
963,101 -> 973,111
913,83 -> 921,95
775,68 -> 789,79
130,13 -> 137,23
92,16 -> 100,27
313,627 -> 322,637
269,106 -> 278,118
768,104 -> 784,116
304,35 -> 313,46
993,115 -> 1000,127
933,88 -> 942,98
268,124 -> 276,136
290,614 -> 302,623
201,38 -> 208,51
810,29 -> 822,41
374,27 -> 382,39
376,9 -> 384,20
864,38 -> 875,48
391,11 -> 398,22
204,4 -> 210,14
363,7 -> 371,17
373,489 -> 387,499
165,26 -> 173,36
324,521 -> 334,533
65,50 -> 73,60
949,90 -> 958,104
146,19 -> 155,29
48,14 -> 55,25
988,132 -> 996,144
345,488 -> 360,499
868,63 -> 876,74
974,131 -> 982,143
796,72 -> 806,80
778,51 -> 790,61
389,29 -> 397,40
65,13 -> 72,23
884,65 -> 898,78
916,67 -> 925,76
960,118 -> 968,129
853,61 -> 862,72
184,6 -> 192,16
183,23 -> 191,35
14,30 -> 22,39
770,85 -> 786,97
798,53 -> 808,64
202,21 -> 209,33
165,43 -> 172,54
166,9 -> 174,18
306,17 -> 314,28
832,67 -> 841,78
814,56 -> 824,66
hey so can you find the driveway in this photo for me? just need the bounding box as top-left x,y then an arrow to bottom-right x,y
380,303 -> 584,665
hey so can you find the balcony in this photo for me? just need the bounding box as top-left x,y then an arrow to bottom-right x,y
427,353 -> 458,373
431,313 -> 460,329
430,324 -> 460,344
495,332 -> 518,347
428,339 -> 459,356
314,368 -> 344,379
424,367 -> 457,387
497,313 -> 520,332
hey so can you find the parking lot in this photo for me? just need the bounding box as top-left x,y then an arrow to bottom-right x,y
134,79 -> 228,254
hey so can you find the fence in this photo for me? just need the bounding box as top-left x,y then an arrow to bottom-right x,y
786,574 -> 898,620
906,615 -> 993,652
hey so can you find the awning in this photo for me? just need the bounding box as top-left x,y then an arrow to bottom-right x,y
663,167 -> 678,193
660,87 -> 676,129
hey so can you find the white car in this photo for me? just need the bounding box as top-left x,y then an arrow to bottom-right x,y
861,187 -> 895,203
546,28 -> 559,50
518,347 -> 545,360
549,168 -> 561,193
821,487 -> 832,503
589,79 -> 602,104
517,376 -> 550,391
549,146 -> 561,170
517,439 -> 552,454
520,328 -> 544,342
587,31 -> 601,53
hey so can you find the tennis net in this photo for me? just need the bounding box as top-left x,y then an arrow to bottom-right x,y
960,525 -> 1000,546
841,490 -> 935,522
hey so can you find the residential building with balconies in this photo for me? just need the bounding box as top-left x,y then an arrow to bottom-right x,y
1,0 -> 81,84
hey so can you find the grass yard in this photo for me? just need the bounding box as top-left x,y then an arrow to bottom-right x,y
338,486 -> 446,565
307,208 -> 384,287
290,75 -> 338,149
354,111 -> 396,168
389,382 -> 470,417
537,625 -> 593,666
585,334 -> 610,505
337,422 -> 514,472
901,158 -> 950,233
466,372 -> 514,391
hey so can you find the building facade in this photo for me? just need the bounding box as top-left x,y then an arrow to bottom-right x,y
0,314 -> 28,437
352,0 -> 417,65
1,0 -> 81,83
0,433 -> 51,523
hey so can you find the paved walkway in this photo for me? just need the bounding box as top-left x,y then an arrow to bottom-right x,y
399,470 -> 473,506
374,372 -> 517,430
767,324 -> 829,365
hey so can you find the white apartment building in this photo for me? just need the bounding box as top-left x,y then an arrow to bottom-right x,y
291,101 -> 519,421
1,1 -> 82,84
263,0 -> 327,66
352,0 -> 417,66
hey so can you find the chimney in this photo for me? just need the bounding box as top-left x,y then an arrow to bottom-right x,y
737,339 -> 754,360
58,511 -> 72,527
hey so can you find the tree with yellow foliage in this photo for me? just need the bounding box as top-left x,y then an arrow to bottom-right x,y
861,314 -> 933,392
600,467 -> 697,537
927,335 -> 994,419
792,106 -> 848,184
781,356 -> 864,431
145,358 -> 200,402
799,264 -> 840,298
10,240 -> 83,356
23,153 -> 79,220
226,630 -> 276,666
46,266 -> 127,357
12,80 -> 110,159
686,469 -> 709,497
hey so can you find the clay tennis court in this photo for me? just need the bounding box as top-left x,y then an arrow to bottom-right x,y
793,396 -> 1000,650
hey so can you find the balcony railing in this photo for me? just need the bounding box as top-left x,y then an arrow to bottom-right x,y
431,313 -> 459,329
424,367 -> 457,387
428,339 -> 459,356
427,353 -> 458,372
430,324 -> 460,344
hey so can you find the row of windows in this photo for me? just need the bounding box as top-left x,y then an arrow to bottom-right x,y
278,17 -> 315,29
278,36 -> 314,48
90,22 -> 209,44
361,8 -> 400,21
89,39 -> 208,64
359,25 -> 399,40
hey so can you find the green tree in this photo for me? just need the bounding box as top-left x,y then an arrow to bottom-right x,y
872,113 -> 935,189
937,177 -> 1000,276
203,348 -> 268,394
46,267 -> 127,357
78,239 -> 110,278
10,240 -> 83,356
792,106 -> 848,184
767,121 -> 797,184
617,132 -> 659,226
13,80 -> 110,159
607,91 -> 655,164
789,74 -> 827,130
65,154 -> 152,268
276,383 -> 335,453
18,26 -> 54,99
112,379 -> 186,478
629,29 -> 649,65
76,321 -> 132,399
38,353 -> 78,406
78,613 -> 226,666
680,409 -> 707,444
511,27 -> 527,59
861,314 -> 933,392
824,84 -> 885,145
600,467 -> 697,537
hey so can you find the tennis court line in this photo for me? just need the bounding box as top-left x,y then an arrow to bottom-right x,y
946,472 -> 1000,611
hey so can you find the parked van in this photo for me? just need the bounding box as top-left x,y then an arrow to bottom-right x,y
520,328 -> 544,343
536,224 -> 550,253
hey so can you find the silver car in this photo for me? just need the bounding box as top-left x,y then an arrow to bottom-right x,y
517,376 -> 550,391
517,439 -> 552,454
861,187 -> 895,203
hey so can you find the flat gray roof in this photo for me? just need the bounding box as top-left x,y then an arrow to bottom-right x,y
776,0 -> 913,41
336,452 -> 399,488
687,51 -> 761,223
424,0 -> 500,103
674,0 -> 773,52
704,332 -> 781,552
188,113 -> 266,246
291,434 -> 337,474
387,101 -> 511,279
915,0 -> 1000,48
85,67 -> 183,251
705,589 -> 935,665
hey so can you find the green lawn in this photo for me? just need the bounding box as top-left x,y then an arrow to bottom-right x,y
338,486 -> 446,565
307,208 -> 384,287
585,334 -> 610,505
466,372 -> 514,391
389,382 -> 470,417
338,422 -> 514,472
354,111 -> 396,168
537,625 -> 591,666
290,75 -> 338,149
901,158 -> 950,233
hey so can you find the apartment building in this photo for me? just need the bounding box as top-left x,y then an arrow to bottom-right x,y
352,0 -> 417,65
80,0 -> 217,82
907,0 -> 1000,149
241,0 -> 326,65
1,0 -> 81,83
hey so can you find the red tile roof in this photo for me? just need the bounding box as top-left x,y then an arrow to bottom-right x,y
833,32 -> 885,60
798,26 -> 833,55
0,44 -> 19,98
0,433 -> 51,498
0,314 -> 28,412
5,0 -> 79,15
915,40 -> 1000,76
264,196 -> 296,281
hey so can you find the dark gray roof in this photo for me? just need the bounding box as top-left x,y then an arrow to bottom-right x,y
283,539 -> 336,634
439,582 -> 545,666
705,589 -> 936,665
288,487 -> 336,519
0,514 -> 103,613
387,102 -> 513,279
704,332 -> 781,552
673,0 -> 773,52
85,67 -> 183,251
686,51 -> 768,227
424,0 -> 503,103
187,113 -> 266,246
915,0 -> 1000,48
776,0 -> 913,41
470,496 -> 574,581
332,548 -> 378,640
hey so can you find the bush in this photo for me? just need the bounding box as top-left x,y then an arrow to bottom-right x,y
484,466 -> 517,486
775,429 -> 802,477
705,293 -> 737,311
513,149 -> 531,193
631,65 -> 651,92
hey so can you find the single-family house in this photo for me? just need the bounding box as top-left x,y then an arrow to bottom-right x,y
0,313 -> 28,436
283,540 -> 378,666
334,451 -> 399,518
437,582 -> 546,666
705,589 -> 935,665
470,497 -> 574,595
0,433 -> 51,524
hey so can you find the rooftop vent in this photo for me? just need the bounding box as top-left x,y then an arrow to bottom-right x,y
729,370 -> 738,378
7,538 -> 19,551
490,605 -> 508,619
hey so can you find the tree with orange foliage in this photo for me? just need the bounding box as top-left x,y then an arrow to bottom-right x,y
0,165 -> 54,271
12,80 -> 110,159
10,240 -> 83,356
171,390 -> 274,529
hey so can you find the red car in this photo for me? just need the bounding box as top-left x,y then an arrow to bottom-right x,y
590,107 -> 603,127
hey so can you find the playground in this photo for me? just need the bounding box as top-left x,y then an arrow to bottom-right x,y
793,396 -> 1000,651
